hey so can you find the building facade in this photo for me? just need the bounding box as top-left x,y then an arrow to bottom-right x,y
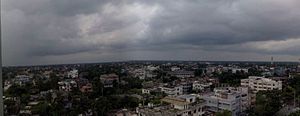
203,87 -> 250,116
241,76 -> 282,93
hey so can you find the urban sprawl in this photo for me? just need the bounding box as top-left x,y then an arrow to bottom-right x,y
3,61 -> 300,116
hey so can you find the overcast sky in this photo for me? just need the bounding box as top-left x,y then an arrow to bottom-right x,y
2,0 -> 300,66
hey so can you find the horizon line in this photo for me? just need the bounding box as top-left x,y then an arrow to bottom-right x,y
3,59 -> 300,67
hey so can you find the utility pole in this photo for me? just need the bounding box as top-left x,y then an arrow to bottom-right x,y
0,0 -> 3,114
298,58 -> 300,72
271,56 -> 274,66
0,0 -> 4,114
294,89 -> 296,108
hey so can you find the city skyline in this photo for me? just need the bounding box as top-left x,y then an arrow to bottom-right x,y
3,0 -> 300,66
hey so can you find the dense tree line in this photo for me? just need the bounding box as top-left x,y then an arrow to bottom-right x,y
214,71 -> 248,86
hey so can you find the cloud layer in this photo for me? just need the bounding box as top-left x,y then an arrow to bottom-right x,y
3,0 -> 300,66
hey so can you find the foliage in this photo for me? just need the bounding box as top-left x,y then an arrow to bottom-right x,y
194,69 -> 203,77
93,96 -> 139,116
289,75 -> 300,96
31,102 -> 52,115
253,90 -> 282,116
216,110 -> 232,116
215,71 -> 248,86
248,67 -> 263,76
4,99 -> 19,115
123,77 -> 143,89
289,110 -> 300,116
5,84 -> 29,97
162,76 -> 179,83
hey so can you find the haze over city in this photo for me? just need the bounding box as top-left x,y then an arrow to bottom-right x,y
3,0 -> 300,66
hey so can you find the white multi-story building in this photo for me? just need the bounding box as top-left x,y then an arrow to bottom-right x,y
132,66 -> 158,80
241,76 -> 282,93
160,86 -> 183,96
231,68 -> 249,74
203,87 -> 250,116
171,66 -> 181,71
142,87 -> 158,94
146,65 -> 160,71
193,81 -> 212,91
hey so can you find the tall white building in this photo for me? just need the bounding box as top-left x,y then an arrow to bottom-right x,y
203,87 -> 250,116
241,76 -> 282,93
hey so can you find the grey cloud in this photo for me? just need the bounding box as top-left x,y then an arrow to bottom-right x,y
3,0 -> 300,66
143,0 -> 300,45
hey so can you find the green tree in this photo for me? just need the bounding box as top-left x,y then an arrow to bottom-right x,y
93,97 -> 112,116
194,69 -> 203,77
289,110 -> 300,116
216,110 -> 232,116
254,90 -> 282,116
31,102 -> 52,115
5,84 -> 29,97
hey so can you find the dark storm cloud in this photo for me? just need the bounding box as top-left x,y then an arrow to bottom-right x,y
3,0 -> 300,65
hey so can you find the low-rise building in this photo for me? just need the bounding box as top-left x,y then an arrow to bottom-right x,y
58,80 -> 77,92
80,83 -> 93,93
160,86 -> 183,96
192,81 -> 212,91
67,69 -> 78,78
171,66 -> 181,71
167,70 -> 195,78
181,82 -> 193,94
142,89 -> 151,94
141,87 -> 159,94
100,74 -> 119,88
14,75 -> 31,86
231,68 -> 248,74
138,95 -> 206,116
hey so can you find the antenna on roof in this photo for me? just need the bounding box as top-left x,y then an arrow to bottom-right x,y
271,56 -> 274,66
298,58 -> 300,68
